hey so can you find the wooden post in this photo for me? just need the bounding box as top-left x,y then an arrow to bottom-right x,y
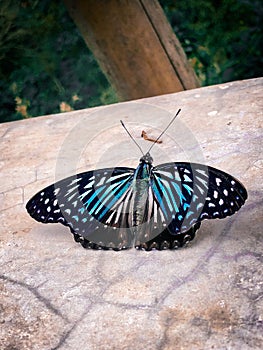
64,0 -> 200,101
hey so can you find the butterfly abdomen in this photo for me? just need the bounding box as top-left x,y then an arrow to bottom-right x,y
132,161 -> 152,227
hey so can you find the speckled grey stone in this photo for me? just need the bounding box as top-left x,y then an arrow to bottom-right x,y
0,78 -> 262,349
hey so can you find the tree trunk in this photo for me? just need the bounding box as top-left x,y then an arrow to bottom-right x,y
64,0 -> 200,101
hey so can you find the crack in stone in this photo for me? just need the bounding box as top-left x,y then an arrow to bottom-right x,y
50,301 -> 100,349
154,218 -> 234,307
222,250 -> 263,263
0,274 -> 68,321
50,324 -> 77,350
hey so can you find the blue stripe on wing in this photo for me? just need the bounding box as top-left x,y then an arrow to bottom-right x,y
78,168 -> 135,226
151,162 -> 247,234
26,167 -> 135,236
151,164 -> 193,233
96,178 -> 134,221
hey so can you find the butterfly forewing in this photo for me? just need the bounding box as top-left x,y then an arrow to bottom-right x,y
197,165 -> 247,220
150,162 -> 247,235
26,167 -> 136,249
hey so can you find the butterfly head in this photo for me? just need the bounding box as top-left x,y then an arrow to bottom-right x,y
140,152 -> 153,164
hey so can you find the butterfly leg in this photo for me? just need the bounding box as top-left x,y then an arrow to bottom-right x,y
135,222 -> 201,251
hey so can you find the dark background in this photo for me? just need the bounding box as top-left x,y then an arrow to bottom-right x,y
0,0 -> 262,123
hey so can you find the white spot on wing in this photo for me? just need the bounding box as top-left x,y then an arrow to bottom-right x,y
196,184 -> 205,194
79,189 -> 92,200
97,176 -> 106,186
216,178 -> 222,186
155,170 -> 174,179
54,188 -> 60,195
72,200 -> 78,208
66,184 -> 79,195
159,210 -> 165,223
196,169 -> 208,177
197,203 -> 204,210
106,172 -> 132,182
69,178 -> 82,185
106,211 -> 115,224
197,176 -> 208,187
84,181 -> 94,189
68,193 -> 78,201
183,174 -> 192,182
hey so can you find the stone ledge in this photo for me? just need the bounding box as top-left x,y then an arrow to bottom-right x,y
0,78 -> 262,349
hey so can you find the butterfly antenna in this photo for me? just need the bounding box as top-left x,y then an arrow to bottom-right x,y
147,108 -> 181,153
120,120 -> 144,155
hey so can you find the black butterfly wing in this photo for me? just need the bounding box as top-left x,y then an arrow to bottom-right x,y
26,167 -> 135,250
150,162 -> 247,235
26,161 -> 248,251
195,165 -> 248,220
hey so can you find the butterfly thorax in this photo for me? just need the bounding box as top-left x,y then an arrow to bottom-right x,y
132,156 -> 153,226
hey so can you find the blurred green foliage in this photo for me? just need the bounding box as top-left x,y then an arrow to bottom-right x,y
160,0 -> 263,85
0,0 -> 117,123
0,0 -> 262,123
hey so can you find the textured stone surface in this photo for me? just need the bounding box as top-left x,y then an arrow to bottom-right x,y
0,78 -> 262,349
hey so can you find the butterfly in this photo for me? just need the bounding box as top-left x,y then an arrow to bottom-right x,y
26,110 -> 247,251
